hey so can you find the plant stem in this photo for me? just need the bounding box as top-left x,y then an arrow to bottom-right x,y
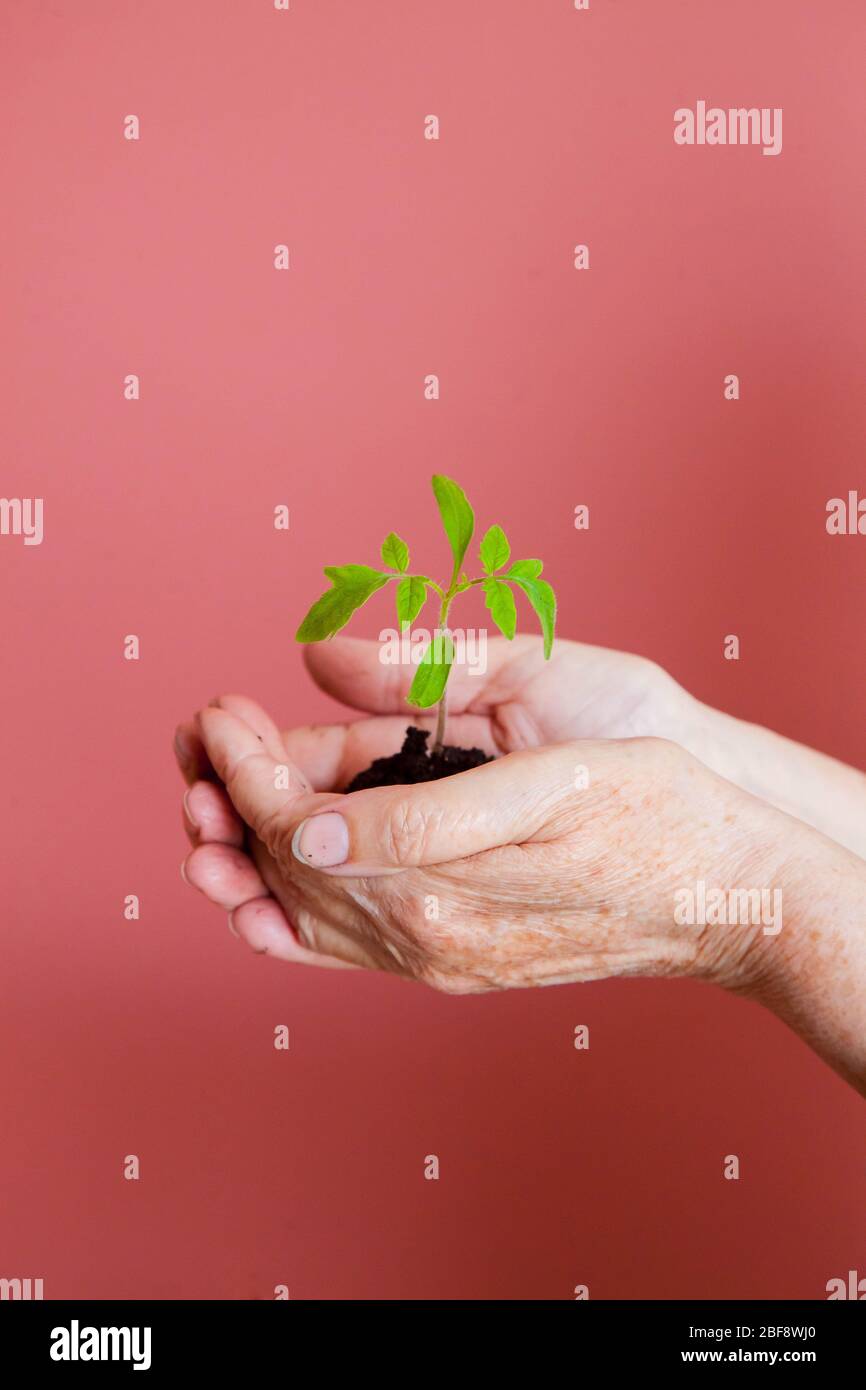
432,583 -> 456,755
432,691 -> 447,755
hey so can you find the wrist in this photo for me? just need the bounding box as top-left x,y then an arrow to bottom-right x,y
680,698 -> 866,859
713,816 -> 866,1094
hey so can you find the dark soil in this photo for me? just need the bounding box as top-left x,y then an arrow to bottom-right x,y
344,726 -> 492,791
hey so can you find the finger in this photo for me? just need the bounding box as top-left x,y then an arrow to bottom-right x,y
288,743 -> 572,876
303,635 -> 544,716
245,839 -> 375,971
183,780 -> 245,847
196,704 -> 540,881
195,706 -> 336,856
182,842 -> 269,910
212,694 -> 305,775
175,692 -> 286,786
174,721 -> 217,785
229,897 -> 360,970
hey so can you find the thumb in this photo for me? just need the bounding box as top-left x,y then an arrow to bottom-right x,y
289,743 -> 574,877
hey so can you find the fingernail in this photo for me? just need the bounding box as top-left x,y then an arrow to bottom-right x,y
227,910 -> 240,939
180,859 -> 190,884
183,789 -> 199,830
292,812 -> 350,868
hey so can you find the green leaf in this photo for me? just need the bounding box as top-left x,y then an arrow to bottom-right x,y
431,475 -> 474,575
396,575 -> 427,627
406,632 -> 455,708
506,558 -> 543,580
321,563 -> 387,586
480,524 -> 510,574
509,576 -> 556,658
482,576 -> 517,640
295,565 -> 390,642
381,532 -> 409,572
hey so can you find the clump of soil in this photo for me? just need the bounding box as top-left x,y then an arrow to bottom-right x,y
345,726 -> 492,791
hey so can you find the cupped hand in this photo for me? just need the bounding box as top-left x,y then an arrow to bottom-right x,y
175,647 -> 796,993
175,635 -> 692,969
177,634 -> 689,787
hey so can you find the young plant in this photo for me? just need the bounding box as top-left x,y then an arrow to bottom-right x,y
295,475 -> 556,754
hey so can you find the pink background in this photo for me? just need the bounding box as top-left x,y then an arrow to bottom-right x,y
2,0 -> 865,1299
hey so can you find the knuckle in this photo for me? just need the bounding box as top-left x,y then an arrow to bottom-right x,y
625,651 -> 672,697
639,733 -> 675,756
631,734 -> 680,767
256,804 -> 294,861
385,798 -> 437,868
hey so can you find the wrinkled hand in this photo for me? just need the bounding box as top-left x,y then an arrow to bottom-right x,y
175,638 -> 792,992
175,636 -> 686,969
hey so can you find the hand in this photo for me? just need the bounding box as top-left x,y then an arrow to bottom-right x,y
175,638 -> 866,1091
179,690 -> 800,995
175,634 -> 866,961
175,635 -> 691,966
176,635 -> 691,785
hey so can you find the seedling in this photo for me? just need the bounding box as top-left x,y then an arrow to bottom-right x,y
295,474 -> 556,758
